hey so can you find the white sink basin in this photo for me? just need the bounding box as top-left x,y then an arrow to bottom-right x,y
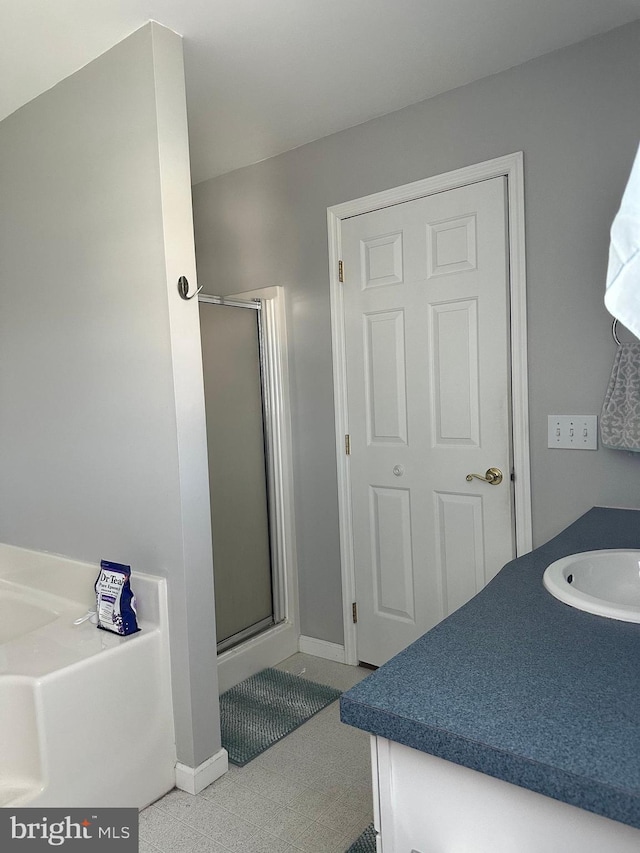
543,549 -> 640,623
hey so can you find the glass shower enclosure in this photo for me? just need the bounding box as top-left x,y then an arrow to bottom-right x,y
199,296 -> 279,652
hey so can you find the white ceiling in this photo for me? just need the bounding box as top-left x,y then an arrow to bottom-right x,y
3,0 -> 640,184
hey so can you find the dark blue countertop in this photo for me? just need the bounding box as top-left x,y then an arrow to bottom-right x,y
340,507 -> 640,829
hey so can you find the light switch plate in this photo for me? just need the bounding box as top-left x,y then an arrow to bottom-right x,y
548,415 -> 598,450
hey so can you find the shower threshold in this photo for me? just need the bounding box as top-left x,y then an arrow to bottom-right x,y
217,615 -> 275,654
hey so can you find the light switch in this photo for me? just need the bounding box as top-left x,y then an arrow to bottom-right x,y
547,415 -> 598,450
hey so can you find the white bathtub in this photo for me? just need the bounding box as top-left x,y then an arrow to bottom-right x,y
0,544 -> 176,809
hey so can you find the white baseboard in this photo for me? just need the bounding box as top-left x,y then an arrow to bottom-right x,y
175,747 -> 228,795
298,635 -> 346,663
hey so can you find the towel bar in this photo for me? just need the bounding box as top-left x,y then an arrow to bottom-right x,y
612,318 -> 621,346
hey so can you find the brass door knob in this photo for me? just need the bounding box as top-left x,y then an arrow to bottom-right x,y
466,467 -> 503,485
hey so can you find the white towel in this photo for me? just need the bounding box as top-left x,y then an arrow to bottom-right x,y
605,143 -> 640,340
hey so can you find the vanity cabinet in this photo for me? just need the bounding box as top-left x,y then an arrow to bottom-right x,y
371,736 -> 640,853
341,508 -> 640,853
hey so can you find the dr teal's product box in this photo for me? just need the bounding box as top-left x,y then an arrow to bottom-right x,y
95,560 -> 140,636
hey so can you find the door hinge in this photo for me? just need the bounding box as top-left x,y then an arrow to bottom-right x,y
352,602 -> 358,623
338,260 -> 344,283
345,434 -> 351,455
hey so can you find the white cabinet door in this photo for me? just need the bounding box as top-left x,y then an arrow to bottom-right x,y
373,737 -> 640,852
341,177 -> 514,666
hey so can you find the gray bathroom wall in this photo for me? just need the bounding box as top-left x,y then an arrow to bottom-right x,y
0,24 -> 220,769
192,22 -> 640,646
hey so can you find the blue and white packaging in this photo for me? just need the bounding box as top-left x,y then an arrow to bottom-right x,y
95,560 -> 140,636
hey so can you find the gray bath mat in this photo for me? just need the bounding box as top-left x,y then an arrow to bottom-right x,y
346,823 -> 376,853
220,667 -> 341,766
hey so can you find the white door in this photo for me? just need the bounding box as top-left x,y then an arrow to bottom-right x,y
341,176 -> 514,666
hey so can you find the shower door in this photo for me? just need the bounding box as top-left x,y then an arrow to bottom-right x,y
199,297 -> 275,652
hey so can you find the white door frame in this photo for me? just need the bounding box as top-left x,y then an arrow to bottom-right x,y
328,152 -> 532,666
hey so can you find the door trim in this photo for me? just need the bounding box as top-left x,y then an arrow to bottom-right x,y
328,152 -> 531,666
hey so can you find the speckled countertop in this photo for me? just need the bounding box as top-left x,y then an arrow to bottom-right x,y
340,506 -> 640,829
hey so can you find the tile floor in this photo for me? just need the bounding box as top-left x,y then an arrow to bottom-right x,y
140,653 -> 374,853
